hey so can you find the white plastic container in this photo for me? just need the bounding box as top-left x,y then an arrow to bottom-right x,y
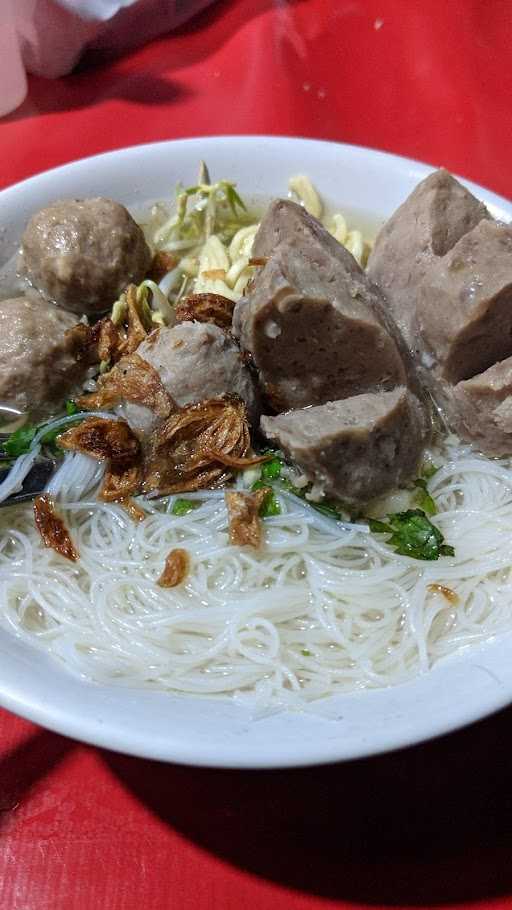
0,0 -> 215,114
14,0 -> 216,79
0,1 -> 28,117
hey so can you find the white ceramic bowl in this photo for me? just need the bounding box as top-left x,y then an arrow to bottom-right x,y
1,136 -> 512,768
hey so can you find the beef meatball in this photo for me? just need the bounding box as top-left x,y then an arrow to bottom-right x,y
123,321 -> 260,438
19,198 -> 151,316
0,296 -> 86,417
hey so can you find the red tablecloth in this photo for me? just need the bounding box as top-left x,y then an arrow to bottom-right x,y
1,2 -> 512,908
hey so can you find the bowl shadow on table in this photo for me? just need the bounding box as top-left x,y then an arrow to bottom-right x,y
104,703 -> 512,906
2,69 -> 191,125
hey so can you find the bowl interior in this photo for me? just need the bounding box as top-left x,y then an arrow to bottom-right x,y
1,136 -> 512,768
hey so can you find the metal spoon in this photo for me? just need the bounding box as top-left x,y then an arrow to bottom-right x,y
0,459 -> 57,508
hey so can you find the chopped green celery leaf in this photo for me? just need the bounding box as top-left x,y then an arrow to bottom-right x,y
277,477 -> 295,493
440,544 -> 455,557
284,481 -> 345,517
253,457 -> 348,522
172,498 -> 200,516
259,489 -> 281,517
261,457 -> 282,481
301,649 -> 312,657
422,463 -> 439,479
413,478 -> 437,516
3,425 -> 36,457
370,508 -> 454,561
368,518 -> 392,534
309,500 -> 344,520
250,481 -> 281,516
387,510 -> 443,560
65,400 -> 79,416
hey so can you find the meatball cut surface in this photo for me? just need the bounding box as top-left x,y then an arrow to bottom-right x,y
123,321 -> 260,439
260,387 -> 427,505
19,197 -> 151,316
234,201 -> 408,413
0,296 -> 84,417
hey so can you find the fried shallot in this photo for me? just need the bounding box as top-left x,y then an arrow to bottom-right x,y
142,396 -> 258,495
66,317 -> 122,365
157,548 -> 190,587
175,293 -> 235,330
101,461 -> 142,502
34,494 -> 79,562
427,583 -> 460,605
225,488 -> 270,548
76,353 -> 175,417
58,416 -> 140,463
119,497 -> 147,522
58,416 -> 143,504
66,284 -> 155,368
248,257 -> 269,267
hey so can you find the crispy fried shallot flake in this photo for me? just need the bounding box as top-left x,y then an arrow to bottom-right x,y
147,251 -> 179,283
66,317 -> 122,365
207,450 -> 271,468
427,583 -> 460,605
58,417 -> 143,504
142,397 -> 251,496
34,495 -> 79,562
225,488 -> 270,548
175,293 -> 235,330
65,322 -> 90,356
248,257 -> 268,267
119,497 -> 146,522
58,417 -> 140,463
67,285 -> 153,368
157,548 -> 190,587
76,353 -> 174,416
95,318 -> 122,362
100,461 -> 142,502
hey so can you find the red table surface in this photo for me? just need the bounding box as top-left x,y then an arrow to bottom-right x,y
2,1 -> 512,908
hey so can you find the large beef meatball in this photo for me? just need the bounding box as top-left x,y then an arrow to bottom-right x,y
19,198 -> 151,316
0,296 -> 85,417
123,322 -> 260,438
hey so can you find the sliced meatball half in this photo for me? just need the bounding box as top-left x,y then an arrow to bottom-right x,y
367,169 -> 490,345
449,357 -> 512,456
247,197 -> 416,379
417,220 -> 512,384
19,197 -> 151,316
251,197 -> 363,261
234,236 -> 406,412
260,387 -> 427,504
0,296 -> 85,418
123,321 -> 260,438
